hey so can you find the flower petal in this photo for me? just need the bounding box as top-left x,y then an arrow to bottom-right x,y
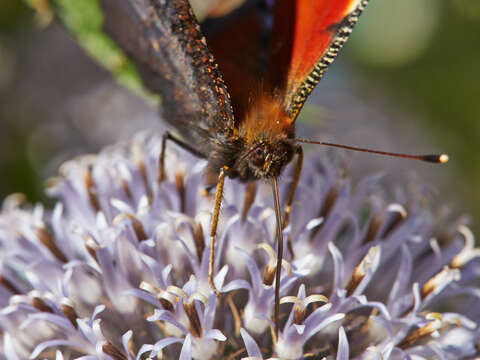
240,328 -> 263,358
179,334 -> 192,360
336,326 -> 349,360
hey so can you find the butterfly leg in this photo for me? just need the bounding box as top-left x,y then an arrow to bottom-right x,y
158,131 -> 206,182
282,145 -> 303,229
208,166 -> 228,297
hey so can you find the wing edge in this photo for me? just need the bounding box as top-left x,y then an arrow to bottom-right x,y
286,0 -> 369,120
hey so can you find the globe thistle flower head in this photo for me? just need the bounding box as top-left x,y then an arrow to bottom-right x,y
0,133 -> 479,359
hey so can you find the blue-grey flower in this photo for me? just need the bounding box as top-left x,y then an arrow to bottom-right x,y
0,133 -> 479,359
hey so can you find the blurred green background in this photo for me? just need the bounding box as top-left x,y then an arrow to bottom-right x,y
0,0 -> 479,233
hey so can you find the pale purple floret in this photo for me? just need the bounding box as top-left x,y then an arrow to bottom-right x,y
0,133 -> 479,359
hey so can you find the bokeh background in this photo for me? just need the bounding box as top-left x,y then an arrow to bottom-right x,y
1,0 -> 479,231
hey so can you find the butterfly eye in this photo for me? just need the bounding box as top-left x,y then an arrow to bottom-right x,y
249,146 -> 265,167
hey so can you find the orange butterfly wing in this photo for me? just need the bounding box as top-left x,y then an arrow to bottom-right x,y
202,0 -> 369,125
276,0 -> 369,120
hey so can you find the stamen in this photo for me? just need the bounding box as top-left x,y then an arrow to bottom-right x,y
397,313 -> 458,349
30,291 -> 54,313
380,204 -> 407,238
60,299 -> 79,328
193,222 -> 205,262
362,214 -> 383,244
166,285 -> 188,299
187,292 -> 209,305
175,171 -> 186,213
0,275 -> 21,294
362,204 -> 407,244
84,167 -> 100,212
113,213 -> 148,241
102,342 -> 127,360
280,294 -> 328,324
241,182 -> 257,223
173,217 -> 206,261
133,143 -> 152,200
140,282 -> 178,311
2,193 -> 27,210
421,266 -> 461,298
450,225 -> 480,268
183,301 -> 202,338
345,246 -> 379,296
121,179 -> 133,201
257,243 -> 292,286
74,226 -> 99,261
310,185 -> 339,241
35,226 -> 68,263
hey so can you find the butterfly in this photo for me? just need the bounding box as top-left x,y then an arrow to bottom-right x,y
98,0 -> 446,334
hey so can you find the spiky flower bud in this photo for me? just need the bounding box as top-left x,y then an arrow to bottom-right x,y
0,133 -> 478,359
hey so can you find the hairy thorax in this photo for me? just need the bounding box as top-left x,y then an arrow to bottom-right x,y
207,96 -> 295,183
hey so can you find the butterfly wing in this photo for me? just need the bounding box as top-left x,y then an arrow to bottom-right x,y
273,0 -> 369,120
200,0 -> 369,125
100,0 -> 368,141
100,0 -> 235,153
200,2 -> 272,123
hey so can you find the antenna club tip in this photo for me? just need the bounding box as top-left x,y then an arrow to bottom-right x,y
439,154 -> 449,163
422,154 -> 449,163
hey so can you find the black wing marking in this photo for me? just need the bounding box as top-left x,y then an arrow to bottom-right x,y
100,0 -> 235,150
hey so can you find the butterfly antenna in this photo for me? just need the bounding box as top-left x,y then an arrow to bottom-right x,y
295,139 -> 449,163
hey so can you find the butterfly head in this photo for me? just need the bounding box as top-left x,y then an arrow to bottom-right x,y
207,96 -> 296,182
234,137 -> 295,180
